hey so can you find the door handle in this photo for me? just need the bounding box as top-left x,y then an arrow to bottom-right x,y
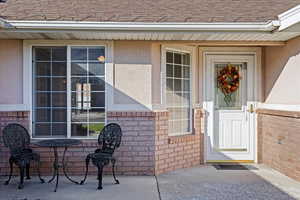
247,104 -> 254,113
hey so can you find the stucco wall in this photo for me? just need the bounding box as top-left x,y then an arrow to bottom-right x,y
113,41 -> 152,110
0,40 -> 23,104
151,43 -> 161,107
264,36 -> 300,104
0,40 -> 155,110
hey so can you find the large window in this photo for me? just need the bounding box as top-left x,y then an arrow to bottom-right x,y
166,50 -> 191,136
32,46 -> 106,138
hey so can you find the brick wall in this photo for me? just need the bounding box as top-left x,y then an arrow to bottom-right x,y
107,111 -> 156,175
257,109 -> 300,181
155,109 -> 203,174
0,110 -> 205,176
0,111 -> 157,176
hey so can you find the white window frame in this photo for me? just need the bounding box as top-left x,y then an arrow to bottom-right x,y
161,45 -> 196,136
23,40 -> 114,139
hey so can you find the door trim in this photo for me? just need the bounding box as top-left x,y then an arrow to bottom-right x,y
199,47 -> 262,164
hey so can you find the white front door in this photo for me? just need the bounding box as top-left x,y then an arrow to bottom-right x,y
204,54 -> 256,162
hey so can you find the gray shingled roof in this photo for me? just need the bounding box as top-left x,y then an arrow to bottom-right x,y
0,0 -> 299,23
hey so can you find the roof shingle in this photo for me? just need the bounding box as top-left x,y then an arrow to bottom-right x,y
0,0 -> 299,23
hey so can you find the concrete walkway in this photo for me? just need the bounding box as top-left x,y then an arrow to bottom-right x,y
0,165 -> 299,200
157,165 -> 300,200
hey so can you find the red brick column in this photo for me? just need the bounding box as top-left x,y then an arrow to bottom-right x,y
257,109 -> 300,181
154,109 -> 204,175
107,111 -> 156,175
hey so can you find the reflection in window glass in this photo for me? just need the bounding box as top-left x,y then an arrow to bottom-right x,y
32,46 -> 106,138
166,51 -> 191,136
71,46 -> 105,137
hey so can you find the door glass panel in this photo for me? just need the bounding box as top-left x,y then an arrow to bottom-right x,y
215,63 -> 244,110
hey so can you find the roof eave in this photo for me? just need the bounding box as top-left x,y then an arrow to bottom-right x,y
0,18 -> 14,29
0,18 -> 7,28
6,20 -> 279,32
278,5 -> 300,31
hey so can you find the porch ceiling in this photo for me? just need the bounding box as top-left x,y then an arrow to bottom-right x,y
0,30 -> 299,42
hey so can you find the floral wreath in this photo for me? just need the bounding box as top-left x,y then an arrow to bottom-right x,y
217,64 -> 241,105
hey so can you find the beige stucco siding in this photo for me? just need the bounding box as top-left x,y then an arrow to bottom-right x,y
264,36 -> 300,105
113,41 -> 152,110
0,40 -> 23,104
1,38 -> 298,110
151,43 -> 162,107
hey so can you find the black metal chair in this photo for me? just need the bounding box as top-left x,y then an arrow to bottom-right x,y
80,123 -> 122,190
2,123 -> 44,189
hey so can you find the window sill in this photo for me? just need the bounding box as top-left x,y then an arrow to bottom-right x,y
31,137 -> 98,140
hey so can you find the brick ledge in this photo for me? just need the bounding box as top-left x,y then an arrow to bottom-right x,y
256,109 -> 300,118
107,110 -> 168,118
168,134 -> 197,144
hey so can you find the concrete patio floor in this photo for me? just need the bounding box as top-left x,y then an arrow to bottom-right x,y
0,165 -> 299,200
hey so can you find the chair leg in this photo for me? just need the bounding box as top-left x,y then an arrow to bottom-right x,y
18,166 -> 25,189
97,164 -> 104,190
111,159 -> 119,184
4,158 -> 13,185
26,163 -> 31,180
80,155 -> 91,185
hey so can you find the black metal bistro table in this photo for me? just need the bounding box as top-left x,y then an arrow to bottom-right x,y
35,139 -> 82,192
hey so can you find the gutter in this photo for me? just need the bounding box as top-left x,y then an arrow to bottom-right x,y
0,18 -> 13,29
278,4 -> 300,31
6,20 -> 280,32
0,18 -> 7,28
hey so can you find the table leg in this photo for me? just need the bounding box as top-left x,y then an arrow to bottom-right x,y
55,162 -> 59,192
48,147 -> 57,183
62,147 -> 79,184
53,147 -> 59,192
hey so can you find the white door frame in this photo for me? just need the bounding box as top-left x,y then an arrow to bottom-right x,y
199,47 -> 262,163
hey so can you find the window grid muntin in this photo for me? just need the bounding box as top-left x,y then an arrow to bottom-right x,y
70,46 -> 106,138
32,46 -> 106,138
33,47 -> 68,137
166,50 -> 192,136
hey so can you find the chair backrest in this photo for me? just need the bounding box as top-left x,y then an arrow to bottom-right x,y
98,123 -> 122,155
2,123 -> 30,155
